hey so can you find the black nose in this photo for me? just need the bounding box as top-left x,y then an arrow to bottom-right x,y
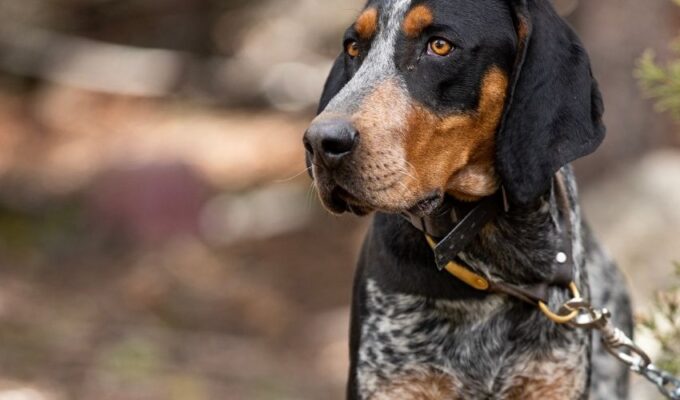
303,118 -> 358,167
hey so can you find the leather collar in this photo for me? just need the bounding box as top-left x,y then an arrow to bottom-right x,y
402,190 -> 507,271
402,175 -> 575,306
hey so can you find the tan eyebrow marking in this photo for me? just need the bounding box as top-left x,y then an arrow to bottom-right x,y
355,7 -> 379,40
403,5 -> 434,38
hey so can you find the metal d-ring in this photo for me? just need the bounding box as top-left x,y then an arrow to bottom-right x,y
537,282 -> 581,324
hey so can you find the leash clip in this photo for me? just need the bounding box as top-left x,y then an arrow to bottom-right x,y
554,296 -> 680,400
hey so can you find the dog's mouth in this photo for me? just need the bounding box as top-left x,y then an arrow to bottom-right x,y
406,191 -> 445,217
320,181 -> 444,217
327,185 -> 373,216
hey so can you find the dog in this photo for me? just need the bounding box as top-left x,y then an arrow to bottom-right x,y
303,1 -> 633,399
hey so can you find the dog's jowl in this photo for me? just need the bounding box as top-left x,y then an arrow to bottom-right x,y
303,1 -> 633,399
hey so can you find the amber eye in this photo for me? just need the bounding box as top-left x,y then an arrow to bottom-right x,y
346,41 -> 360,58
428,38 -> 453,56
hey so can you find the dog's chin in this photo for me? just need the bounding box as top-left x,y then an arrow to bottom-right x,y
318,183 -> 443,218
405,191 -> 445,217
319,186 -> 374,216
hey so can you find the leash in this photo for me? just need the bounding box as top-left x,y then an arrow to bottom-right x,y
405,175 -> 680,399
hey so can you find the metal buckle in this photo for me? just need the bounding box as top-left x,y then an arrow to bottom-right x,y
537,282 -> 581,324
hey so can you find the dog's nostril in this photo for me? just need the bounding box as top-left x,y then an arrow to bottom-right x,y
321,132 -> 356,156
321,126 -> 357,156
305,118 -> 358,167
303,135 -> 314,155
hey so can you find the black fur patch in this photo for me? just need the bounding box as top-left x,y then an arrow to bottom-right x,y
496,0 -> 606,205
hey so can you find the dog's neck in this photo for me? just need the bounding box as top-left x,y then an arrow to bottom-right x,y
363,167 -> 583,300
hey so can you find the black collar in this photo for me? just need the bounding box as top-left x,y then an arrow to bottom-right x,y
401,177 -> 575,306
402,189 -> 508,271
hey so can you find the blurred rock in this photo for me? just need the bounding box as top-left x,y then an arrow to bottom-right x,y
552,0 -> 580,16
307,308 -> 350,387
0,25 -> 186,97
0,386 -> 58,400
88,163 -> 211,243
214,0 -> 367,108
572,0 -> 680,184
0,88 -> 308,197
582,150 -> 680,309
120,236 -> 299,338
200,183 -> 313,245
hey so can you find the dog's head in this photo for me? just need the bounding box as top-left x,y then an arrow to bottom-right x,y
303,0 -> 604,216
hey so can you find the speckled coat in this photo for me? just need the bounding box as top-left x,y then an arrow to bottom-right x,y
347,167 -> 633,400
301,0 -> 634,397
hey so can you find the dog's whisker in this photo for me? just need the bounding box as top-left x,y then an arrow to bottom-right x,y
274,167 -> 312,183
403,160 -> 417,174
397,161 -> 420,183
396,181 -> 414,204
395,169 -> 418,183
394,180 -> 425,213
306,182 -> 317,210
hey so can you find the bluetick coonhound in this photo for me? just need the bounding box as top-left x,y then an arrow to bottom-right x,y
303,0 -> 633,398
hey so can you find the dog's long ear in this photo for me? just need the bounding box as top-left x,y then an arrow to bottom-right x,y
317,55 -> 351,115
498,0 -> 605,205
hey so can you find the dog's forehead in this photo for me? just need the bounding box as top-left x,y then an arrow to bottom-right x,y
323,0 -> 412,114
365,0 -> 412,17
365,0 -> 512,34
322,0 -> 513,116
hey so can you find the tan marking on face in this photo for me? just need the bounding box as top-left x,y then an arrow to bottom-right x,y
312,68 -> 508,211
403,5 -> 434,38
404,67 -> 509,202
370,372 -> 463,400
347,79 -> 414,211
355,8 -> 379,40
309,77 -> 414,213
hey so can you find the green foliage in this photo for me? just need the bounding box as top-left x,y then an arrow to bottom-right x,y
638,264 -> 680,375
97,336 -> 165,382
635,1 -> 680,373
636,49 -> 680,120
636,0 -> 680,120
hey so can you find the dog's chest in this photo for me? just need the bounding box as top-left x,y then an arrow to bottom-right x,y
356,280 -> 589,400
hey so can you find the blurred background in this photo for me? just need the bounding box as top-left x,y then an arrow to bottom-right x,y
0,0 -> 678,399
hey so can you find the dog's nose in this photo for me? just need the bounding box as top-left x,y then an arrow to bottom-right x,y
303,118 -> 358,168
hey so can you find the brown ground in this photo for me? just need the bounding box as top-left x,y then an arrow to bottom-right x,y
0,85 -> 367,399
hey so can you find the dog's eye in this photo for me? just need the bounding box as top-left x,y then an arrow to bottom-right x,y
428,38 -> 453,56
346,40 -> 360,58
